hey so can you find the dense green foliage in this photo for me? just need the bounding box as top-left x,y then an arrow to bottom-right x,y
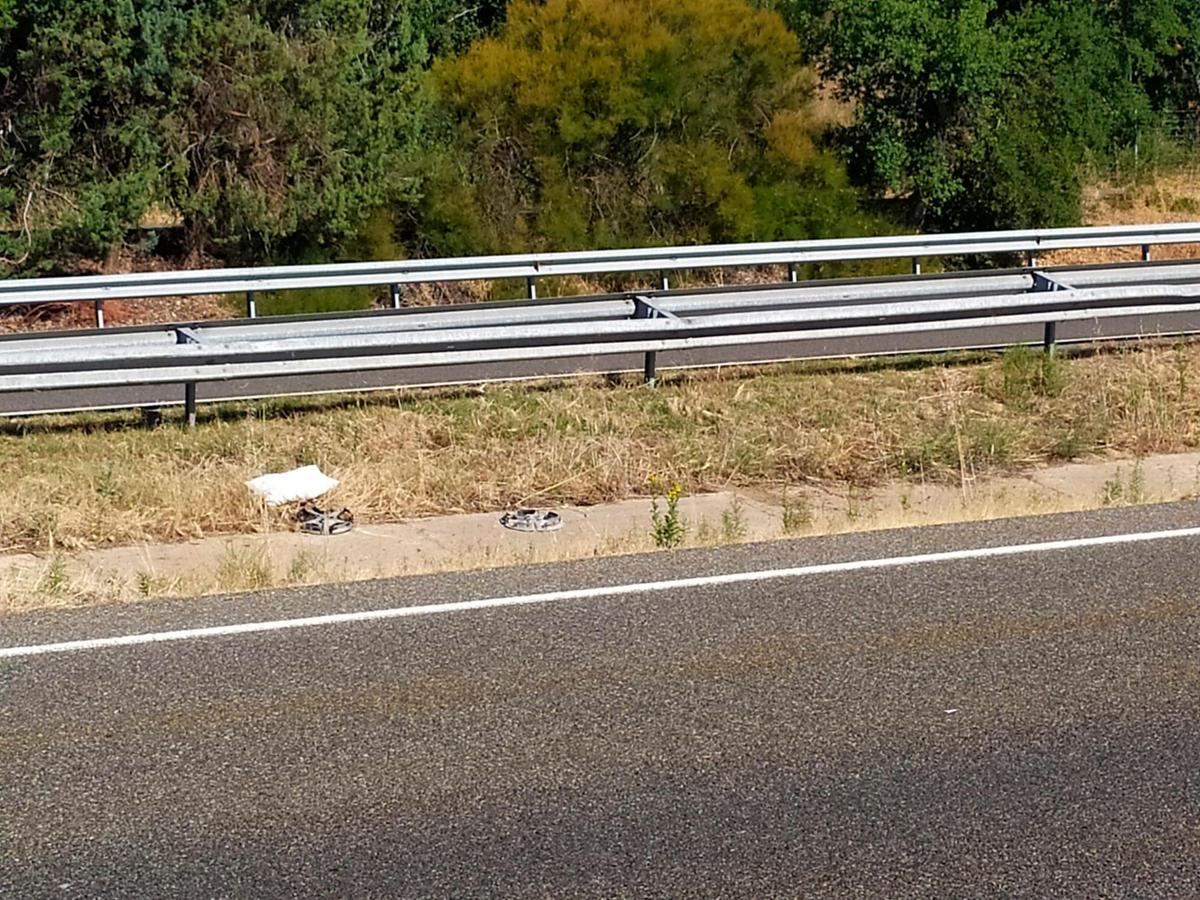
780,0 -> 1200,230
3,0 -> 1200,277
407,0 -> 879,255
0,0 -> 499,271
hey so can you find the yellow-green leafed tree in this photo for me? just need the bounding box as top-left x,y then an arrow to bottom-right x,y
411,0 -> 879,256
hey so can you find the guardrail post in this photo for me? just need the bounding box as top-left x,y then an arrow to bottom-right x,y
246,291 -> 257,318
911,259 -> 921,275
526,277 -> 537,300
788,263 -> 798,283
1043,321 -> 1057,355
1142,244 -> 1152,262
643,349 -> 658,384
93,300 -> 105,329
184,382 -> 197,427
659,271 -> 669,291
633,297 -> 658,385
389,283 -> 402,309
1028,252 -> 1038,267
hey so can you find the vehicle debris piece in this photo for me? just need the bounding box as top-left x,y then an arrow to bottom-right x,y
500,509 -> 563,532
245,465 -> 339,506
296,504 -> 354,536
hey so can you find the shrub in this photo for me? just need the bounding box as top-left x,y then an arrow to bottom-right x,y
408,0 -> 885,257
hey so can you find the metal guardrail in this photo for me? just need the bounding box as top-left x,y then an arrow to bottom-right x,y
5,260 -> 1200,423
1,223 -> 1199,327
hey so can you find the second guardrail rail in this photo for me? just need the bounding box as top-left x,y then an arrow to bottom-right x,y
4,261 -> 1200,422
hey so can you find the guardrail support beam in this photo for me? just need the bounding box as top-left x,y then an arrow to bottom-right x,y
526,277 -> 537,300
1032,271 -> 1073,293
390,283 -> 402,309
632,295 -> 679,321
246,291 -> 257,318
632,294 -> 676,385
1030,271 -> 1071,355
94,300 -> 105,329
788,263 -> 798,283
1143,244 -> 1152,262
911,259 -> 921,276
659,271 -> 669,291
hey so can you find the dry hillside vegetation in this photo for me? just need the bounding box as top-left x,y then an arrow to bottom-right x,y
1044,166 -> 1200,266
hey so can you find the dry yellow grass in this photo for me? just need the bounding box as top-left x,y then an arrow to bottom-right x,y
0,544 -> 340,613
2,341 -> 1200,554
1082,166 -> 1200,226
1044,163 -> 1200,266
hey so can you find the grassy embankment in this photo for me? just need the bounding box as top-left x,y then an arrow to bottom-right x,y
2,342 -> 1199,557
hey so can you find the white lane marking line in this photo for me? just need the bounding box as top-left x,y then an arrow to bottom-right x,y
3,524 -> 1199,660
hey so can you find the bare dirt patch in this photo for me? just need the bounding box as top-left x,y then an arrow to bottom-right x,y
0,295 -> 234,333
0,248 -> 233,333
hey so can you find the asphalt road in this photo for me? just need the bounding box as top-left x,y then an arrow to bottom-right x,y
3,310 -> 1199,416
2,504 -> 1199,896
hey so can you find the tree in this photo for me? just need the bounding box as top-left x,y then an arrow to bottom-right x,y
791,0 -> 1199,232
0,0 -> 171,269
0,0 -> 498,273
159,1 -> 411,261
408,0 -> 881,256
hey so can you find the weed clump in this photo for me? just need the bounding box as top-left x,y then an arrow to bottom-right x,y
781,488 -> 812,534
649,476 -> 686,549
721,495 -> 747,542
994,345 -> 1067,408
